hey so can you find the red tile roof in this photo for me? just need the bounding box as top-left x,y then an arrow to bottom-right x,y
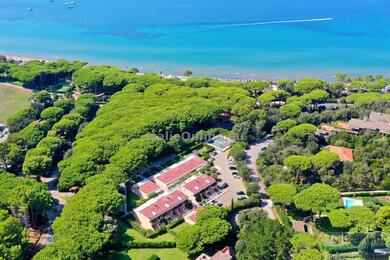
183,174 -> 216,195
186,207 -> 202,224
137,180 -> 160,196
329,145 -> 354,162
139,190 -> 188,220
156,157 -> 205,185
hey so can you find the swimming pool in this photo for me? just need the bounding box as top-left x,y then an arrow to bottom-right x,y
344,198 -> 363,209
207,135 -> 232,151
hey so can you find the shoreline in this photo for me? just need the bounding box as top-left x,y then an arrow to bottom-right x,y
2,52 -> 390,82
1,53 -> 52,63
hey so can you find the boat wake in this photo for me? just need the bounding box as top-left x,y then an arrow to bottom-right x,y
211,17 -> 334,28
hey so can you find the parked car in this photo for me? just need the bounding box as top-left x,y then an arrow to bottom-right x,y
233,175 -> 241,179
229,166 -> 237,170
219,183 -> 229,189
231,171 -> 238,175
210,151 -> 218,156
236,191 -> 246,196
208,157 -> 215,162
227,160 -> 235,166
237,196 -> 247,201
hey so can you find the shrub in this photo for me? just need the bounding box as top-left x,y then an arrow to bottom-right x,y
324,243 -> 358,254
127,241 -> 176,248
275,205 -> 292,229
231,194 -> 261,211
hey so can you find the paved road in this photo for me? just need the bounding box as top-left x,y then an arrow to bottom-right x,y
245,139 -> 276,220
38,167 -> 74,246
213,150 -> 247,206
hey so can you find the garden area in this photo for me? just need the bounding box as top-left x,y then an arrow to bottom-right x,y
110,220 -> 191,260
110,248 -> 187,260
267,181 -> 390,258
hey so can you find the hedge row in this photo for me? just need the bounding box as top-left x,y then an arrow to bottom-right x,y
127,241 -> 176,248
128,217 -> 185,239
341,191 -> 390,197
324,243 -> 358,254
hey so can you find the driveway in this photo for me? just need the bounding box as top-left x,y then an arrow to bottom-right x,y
245,139 -> 276,220
212,150 -> 247,207
39,167 -> 74,245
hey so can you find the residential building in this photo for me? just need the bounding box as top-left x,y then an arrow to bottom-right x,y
154,156 -> 206,189
329,145 -> 354,162
348,112 -> 390,134
181,174 -> 218,205
132,180 -> 162,199
133,190 -> 191,230
196,246 -> 234,260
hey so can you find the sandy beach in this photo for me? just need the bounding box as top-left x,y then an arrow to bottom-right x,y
1,53 -> 51,63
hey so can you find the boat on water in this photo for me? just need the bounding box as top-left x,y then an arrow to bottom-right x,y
27,8 -> 33,11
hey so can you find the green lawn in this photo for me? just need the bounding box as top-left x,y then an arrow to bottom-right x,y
109,248 -> 188,260
127,248 -> 188,260
125,228 -> 175,242
0,83 -> 32,124
121,221 -> 190,243
115,221 -> 191,259
169,222 -> 191,236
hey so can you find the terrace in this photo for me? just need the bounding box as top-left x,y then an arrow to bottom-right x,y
181,174 -> 219,205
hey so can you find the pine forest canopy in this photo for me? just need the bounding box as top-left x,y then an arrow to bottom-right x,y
58,82 -> 255,189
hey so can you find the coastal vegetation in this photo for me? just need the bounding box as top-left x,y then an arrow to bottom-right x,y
0,58 -> 390,259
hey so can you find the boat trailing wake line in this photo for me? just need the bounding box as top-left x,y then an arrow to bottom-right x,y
210,17 -> 335,28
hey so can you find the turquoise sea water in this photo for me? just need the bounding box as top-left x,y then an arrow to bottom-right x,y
1,0 -> 390,79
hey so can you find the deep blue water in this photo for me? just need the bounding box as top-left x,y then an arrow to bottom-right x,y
1,0 -> 390,79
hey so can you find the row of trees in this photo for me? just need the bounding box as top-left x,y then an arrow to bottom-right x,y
34,173 -> 124,259
23,94 -> 96,178
0,173 -> 52,229
0,92 -> 68,173
1,60 -> 86,89
58,82 -> 255,190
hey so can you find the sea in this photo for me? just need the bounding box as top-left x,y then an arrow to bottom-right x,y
1,0 -> 390,79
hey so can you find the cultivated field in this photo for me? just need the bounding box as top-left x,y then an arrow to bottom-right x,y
0,83 -> 32,124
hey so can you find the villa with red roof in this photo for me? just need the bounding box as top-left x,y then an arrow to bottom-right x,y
329,145 -> 354,162
133,190 -> 191,230
181,174 -> 218,205
132,180 -> 162,199
154,156 -> 206,189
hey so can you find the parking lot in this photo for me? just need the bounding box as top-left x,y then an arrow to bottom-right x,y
211,149 -> 247,206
